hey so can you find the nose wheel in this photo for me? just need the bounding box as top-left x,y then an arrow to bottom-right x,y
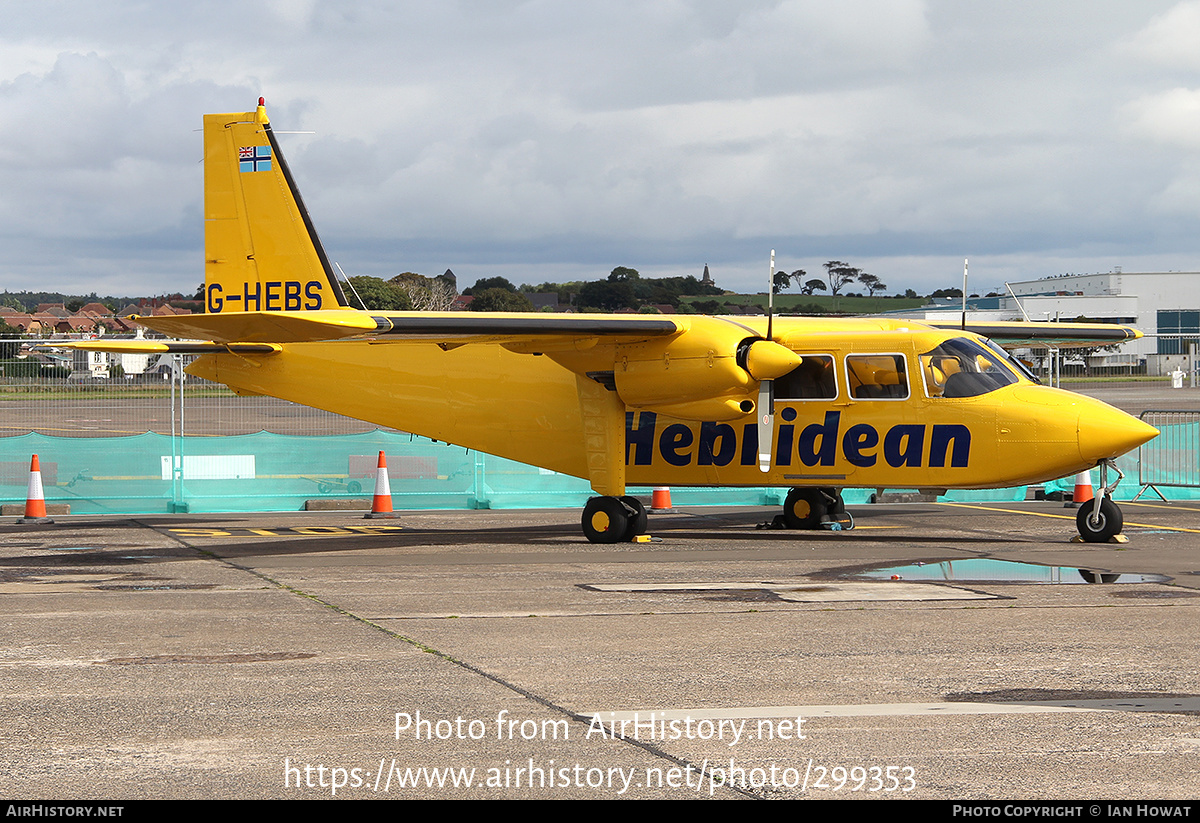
1076,498 -> 1122,542
1075,460 -> 1125,543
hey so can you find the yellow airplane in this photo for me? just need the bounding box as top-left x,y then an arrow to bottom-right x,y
59,100 -> 1158,544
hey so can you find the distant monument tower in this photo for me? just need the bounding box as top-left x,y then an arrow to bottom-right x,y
701,264 -> 712,285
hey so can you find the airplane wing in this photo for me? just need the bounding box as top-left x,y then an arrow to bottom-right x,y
128,310 -> 682,346
38,311 -> 683,356
924,320 -> 1142,348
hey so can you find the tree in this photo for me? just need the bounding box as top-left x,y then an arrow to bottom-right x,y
690,299 -> 724,314
771,269 -> 805,295
466,276 -> 519,295
576,279 -> 636,312
346,276 -> 412,311
858,273 -> 887,297
468,288 -> 534,312
823,261 -> 860,308
800,279 -> 827,296
393,277 -> 458,311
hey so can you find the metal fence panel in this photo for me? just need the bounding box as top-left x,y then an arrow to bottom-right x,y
1136,411 -> 1200,496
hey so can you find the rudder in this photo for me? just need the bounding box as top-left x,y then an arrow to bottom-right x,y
203,98 -> 349,314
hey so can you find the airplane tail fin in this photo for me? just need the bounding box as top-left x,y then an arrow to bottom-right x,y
203,98 -> 350,314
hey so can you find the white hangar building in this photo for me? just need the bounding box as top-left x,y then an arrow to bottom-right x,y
902,270 -> 1200,375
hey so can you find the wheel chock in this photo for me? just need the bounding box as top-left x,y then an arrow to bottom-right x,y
1070,533 -> 1130,544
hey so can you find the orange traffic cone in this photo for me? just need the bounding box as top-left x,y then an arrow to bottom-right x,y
18,454 -> 53,524
650,487 -> 674,512
365,451 -> 397,519
1067,470 -> 1093,509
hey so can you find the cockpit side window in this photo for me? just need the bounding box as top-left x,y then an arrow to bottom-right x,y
775,354 -> 837,400
921,338 -> 1018,398
846,354 -> 909,400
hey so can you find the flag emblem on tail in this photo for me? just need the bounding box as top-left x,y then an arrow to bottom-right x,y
239,145 -> 272,172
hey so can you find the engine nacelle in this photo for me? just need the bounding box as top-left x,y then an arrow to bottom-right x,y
613,319 -> 799,421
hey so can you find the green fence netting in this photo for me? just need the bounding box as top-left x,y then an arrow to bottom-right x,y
0,429 -> 1169,516
0,431 -> 785,514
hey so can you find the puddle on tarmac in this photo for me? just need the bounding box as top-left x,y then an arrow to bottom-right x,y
857,558 -> 1169,584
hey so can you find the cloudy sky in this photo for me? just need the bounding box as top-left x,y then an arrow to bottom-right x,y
3,0 -> 1200,299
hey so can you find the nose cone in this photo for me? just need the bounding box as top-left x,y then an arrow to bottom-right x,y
1077,401 -> 1159,464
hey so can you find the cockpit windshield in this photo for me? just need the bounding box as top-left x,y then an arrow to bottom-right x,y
920,337 -> 1019,398
981,337 -> 1040,385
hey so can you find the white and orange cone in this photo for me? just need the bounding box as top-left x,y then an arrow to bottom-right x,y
650,486 -> 674,512
18,454 -> 53,524
365,450 -> 397,519
1067,470 -> 1094,509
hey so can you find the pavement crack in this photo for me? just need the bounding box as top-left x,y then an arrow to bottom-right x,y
145,521 -> 758,798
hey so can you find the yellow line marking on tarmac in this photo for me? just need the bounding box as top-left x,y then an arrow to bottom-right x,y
937,502 -> 1075,520
1125,500 -> 1200,513
937,502 -> 1200,534
168,525 -> 403,537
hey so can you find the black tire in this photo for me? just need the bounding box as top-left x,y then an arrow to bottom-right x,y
783,488 -> 827,530
620,496 -> 648,541
1078,570 -> 1121,584
824,488 -> 846,514
582,496 -> 629,544
1076,498 -> 1122,543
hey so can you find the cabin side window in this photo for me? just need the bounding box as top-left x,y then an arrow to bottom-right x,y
845,354 -> 909,400
775,354 -> 838,400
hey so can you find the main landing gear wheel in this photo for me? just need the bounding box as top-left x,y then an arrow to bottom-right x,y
1076,497 -> 1123,543
782,488 -> 828,530
620,496 -> 648,541
582,496 -> 646,543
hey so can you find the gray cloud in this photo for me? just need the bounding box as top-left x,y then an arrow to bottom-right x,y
0,0 -> 1197,299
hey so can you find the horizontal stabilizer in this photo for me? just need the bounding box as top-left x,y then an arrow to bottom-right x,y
926,320 -> 1142,348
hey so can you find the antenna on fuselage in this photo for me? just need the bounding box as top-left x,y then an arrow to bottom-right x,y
961,258 -> 968,330
767,249 -> 775,340
335,262 -> 368,310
